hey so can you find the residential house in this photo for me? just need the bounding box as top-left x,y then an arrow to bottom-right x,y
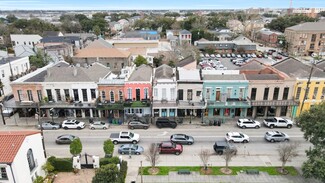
121,30 -> 160,40
166,29 -> 192,46
273,58 -> 325,117
13,45 -> 36,57
64,33 -> 96,47
10,34 -> 42,48
256,28 -> 283,47
152,64 -> 177,118
244,20 -> 266,40
109,21 -> 123,32
239,60 -> 297,118
35,42 -> 73,62
176,55 -> 197,70
284,22 -> 325,56
41,36 -> 83,50
85,38 -> 113,49
0,131 -> 46,183
124,64 -> 152,118
9,61 -> 110,119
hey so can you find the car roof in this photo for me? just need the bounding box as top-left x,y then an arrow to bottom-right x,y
58,134 -> 74,138
227,132 -> 242,136
238,119 -> 252,122
267,131 -> 283,135
215,141 -> 228,146
121,144 -> 137,148
172,134 -> 186,137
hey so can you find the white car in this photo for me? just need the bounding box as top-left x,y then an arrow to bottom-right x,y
237,54 -> 242,58
237,119 -> 261,129
251,54 -> 257,58
216,54 -> 221,58
210,54 -> 216,58
205,53 -> 210,58
89,121 -> 109,130
225,132 -> 250,143
62,119 -> 85,130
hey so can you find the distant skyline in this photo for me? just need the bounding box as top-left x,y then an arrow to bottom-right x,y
0,0 -> 324,10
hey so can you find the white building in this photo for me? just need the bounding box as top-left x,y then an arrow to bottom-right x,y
0,131 -> 46,183
10,34 -> 42,48
0,57 -> 30,98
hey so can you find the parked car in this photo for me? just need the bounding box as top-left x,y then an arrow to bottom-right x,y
205,53 -> 210,58
56,134 -> 79,144
110,131 -> 140,145
257,54 -> 263,58
118,144 -> 144,155
156,118 -> 177,129
251,54 -> 257,58
210,54 -> 215,58
2,94 -> 14,102
216,54 -> 221,58
263,117 -> 293,129
235,60 -> 245,66
62,119 -> 85,129
213,141 -> 237,155
237,54 -> 242,58
225,132 -> 249,143
274,55 -> 282,60
265,131 -> 290,142
89,121 -> 109,130
2,108 -> 15,117
158,142 -> 183,155
221,54 -> 226,58
237,119 -> 261,129
241,53 -> 247,58
199,53 -> 204,58
246,54 -> 252,58
231,53 -> 236,58
128,120 -> 150,130
38,121 -> 61,130
226,53 -> 231,58
170,134 -> 194,145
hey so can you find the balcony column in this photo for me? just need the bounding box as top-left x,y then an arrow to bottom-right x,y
98,110 -> 102,118
90,109 -> 93,118
81,109 -> 86,118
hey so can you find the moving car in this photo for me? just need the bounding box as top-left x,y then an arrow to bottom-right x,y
38,121 -> 61,130
237,119 -> 261,129
110,131 -> 140,145
89,121 -> 109,130
118,144 -> 144,155
62,119 -> 85,129
213,141 -> 237,155
225,132 -> 249,143
170,134 -> 194,145
158,142 -> 183,155
56,134 -> 78,144
128,120 -> 150,130
265,131 -> 289,142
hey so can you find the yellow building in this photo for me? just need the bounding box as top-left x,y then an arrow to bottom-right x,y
274,58 -> 325,117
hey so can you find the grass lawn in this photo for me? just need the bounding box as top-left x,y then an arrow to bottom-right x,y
140,166 -> 298,176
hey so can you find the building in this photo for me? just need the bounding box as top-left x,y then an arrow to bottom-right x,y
292,8 -> 325,18
0,131 -> 46,183
284,22 -> 325,56
10,34 -> 42,48
121,30 -> 160,40
35,42 -> 73,62
239,60 -> 297,118
256,28 -> 283,47
41,36 -> 83,50
176,55 -> 197,70
166,29 -> 192,46
13,45 -> 36,57
273,58 -> 325,117
0,57 -> 30,99
152,64 -> 177,118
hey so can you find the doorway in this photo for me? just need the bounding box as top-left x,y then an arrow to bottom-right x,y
136,89 -> 140,101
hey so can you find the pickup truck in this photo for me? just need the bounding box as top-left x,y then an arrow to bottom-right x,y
263,117 -> 293,129
110,131 -> 140,145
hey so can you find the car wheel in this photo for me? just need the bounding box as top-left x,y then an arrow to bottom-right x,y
77,127 -> 81,130
187,142 -> 193,145
64,127 -> 68,130
287,125 -> 292,129
229,140 -> 234,143
172,125 -> 177,129
284,139 -> 289,142
52,127 -> 56,130
143,126 -> 148,130
270,125 -> 274,129
270,139 -> 275,143
113,141 -> 118,145
121,152 -> 125,155
135,152 -> 140,155
255,126 -> 260,129
130,126 -> 134,130
132,140 -> 137,144
243,140 -> 248,143
217,151 -> 223,155
175,151 -> 180,155
157,125 -> 162,129
103,127 -> 107,130
91,127 -> 95,130
242,126 -> 246,129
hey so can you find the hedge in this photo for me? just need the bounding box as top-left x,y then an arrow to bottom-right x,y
47,156 -> 73,172
117,160 -> 128,183
99,157 -> 120,166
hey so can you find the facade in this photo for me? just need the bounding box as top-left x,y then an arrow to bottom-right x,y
257,28 -> 283,47
239,60 -> 298,118
10,34 -> 42,48
284,22 -> 325,56
292,8 -> 325,18
0,131 -> 46,183
273,58 -> 325,117
121,30 -> 160,40
166,29 -> 192,46
152,64 -> 177,118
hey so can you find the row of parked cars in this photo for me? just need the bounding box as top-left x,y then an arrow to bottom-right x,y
200,53 -> 268,59
199,59 -> 227,70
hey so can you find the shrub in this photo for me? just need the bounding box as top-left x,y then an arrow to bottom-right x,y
100,157 -> 120,166
47,156 -> 73,172
117,160 -> 128,183
103,139 -> 114,157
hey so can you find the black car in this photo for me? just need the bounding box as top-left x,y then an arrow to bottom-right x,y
213,141 -> 237,155
155,118 -> 177,129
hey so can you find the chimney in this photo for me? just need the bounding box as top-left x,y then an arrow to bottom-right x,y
73,67 -> 77,76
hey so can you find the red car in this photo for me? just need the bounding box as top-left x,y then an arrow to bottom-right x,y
274,56 -> 282,60
158,142 -> 183,155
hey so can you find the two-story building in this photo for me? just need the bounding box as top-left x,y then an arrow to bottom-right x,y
257,28 -> 283,47
166,29 -> 192,46
10,34 -> 42,48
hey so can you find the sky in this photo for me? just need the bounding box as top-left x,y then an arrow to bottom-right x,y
0,0 -> 324,10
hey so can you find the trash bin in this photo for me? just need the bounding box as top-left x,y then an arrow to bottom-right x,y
131,181 -> 136,183
213,120 -> 217,126
218,120 -> 221,126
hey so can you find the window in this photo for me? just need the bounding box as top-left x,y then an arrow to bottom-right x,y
55,89 -> 61,101
82,89 -> 88,102
154,88 -> 158,97
17,90 -> 23,101
46,89 -> 53,101
227,88 -> 232,98
109,91 -> 114,102
1,70 -> 4,77
107,63 -> 110,68
196,91 -> 201,97
162,88 -> 166,99
127,88 -> 132,99
171,88 -> 175,100
64,89 -> 70,100
178,89 -> 183,100
187,89 -> 192,100
282,87 -> 289,100
310,43 -> 315,49
311,34 -> 316,42
0,167 -> 7,180
239,88 -> 244,98
73,89 -> 79,101
206,88 -> 210,100
313,87 -> 318,99
273,87 -> 279,100
321,33 -> 325,38
27,90 -> 33,101
37,90 -> 42,102
215,88 -> 221,101
119,90 -> 123,101
101,91 -> 106,101
27,149 -> 36,172
263,88 -> 269,100
90,89 -> 96,99
251,88 -> 257,100
296,87 -> 301,100
144,88 -> 148,99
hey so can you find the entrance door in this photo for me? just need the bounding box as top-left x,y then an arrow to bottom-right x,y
136,89 -> 141,101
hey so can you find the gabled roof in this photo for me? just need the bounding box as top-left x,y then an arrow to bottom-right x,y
43,31 -> 62,37
238,59 -> 266,71
286,22 -> 325,31
128,64 -> 152,82
179,29 -> 191,34
155,64 -> 173,79
74,48 -> 130,58
176,55 -> 196,67
0,131 -> 40,164
14,45 -> 35,57
86,38 -> 113,49
41,36 -> 80,44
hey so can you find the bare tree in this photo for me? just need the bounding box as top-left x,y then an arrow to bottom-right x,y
277,142 -> 300,173
144,143 -> 160,168
199,149 -> 211,170
223,146 -> 236,170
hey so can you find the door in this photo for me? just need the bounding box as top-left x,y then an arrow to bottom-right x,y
136,89 -> 141,101
278,120 -> 287,127
216,89 -> 220,101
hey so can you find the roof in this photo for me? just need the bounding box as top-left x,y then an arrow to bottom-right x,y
10,34 -> 42,40
273,58 -> 325,78
178,69 -> 201,81
0,131 -> 40,164
179,29 -> 191,34
286,22 -> 325,31
74,48 -> 130,58
14,45 -> 35,57
41,36 -> 80,44
238,60 -> 266,71
86,38 -> 113,49
176,55 -> 196,67
245,74 -> 281,80
155,64 -> 173,79
233,35 -> 253,44
43,31 -> 61,37
128,64 -> 152,81
127,47 -> 147,56
203,74 -> 246,81
259,29 -> 283,36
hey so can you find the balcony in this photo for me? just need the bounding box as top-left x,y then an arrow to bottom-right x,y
251,99 -> 299,106
124,99 -> 151,108
97,100 -> 124,110
207,98 -> 251,108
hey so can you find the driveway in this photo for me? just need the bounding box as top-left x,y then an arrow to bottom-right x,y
54,169 -> 95,183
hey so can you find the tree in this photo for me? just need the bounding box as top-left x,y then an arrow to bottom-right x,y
144,143 -> 160,169
29,51 -> 51,68
33,176 -> 44,183
103,139 -> 114,158
42,161 -> 54,175
277,142 -> 299,173
93,25 -> 101,36
319,11 -> 325,17
70,138 -> 82,157
134,55 -> 148,67
92,164 -> 119,183
168,60 -> 175,68
199,149 -> 211,170
298,102 -> 325,182
223,146 -> 236,170
153,55 -> 164,67
266,15 -> 317,32
6,14 -> 18,23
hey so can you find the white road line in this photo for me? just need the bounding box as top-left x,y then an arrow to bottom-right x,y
75,135 -> 304,139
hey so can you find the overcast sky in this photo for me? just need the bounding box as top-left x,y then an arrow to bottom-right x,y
0,0 -> 324,10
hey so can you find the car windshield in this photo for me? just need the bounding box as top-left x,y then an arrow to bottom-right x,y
129,132 -> 134,138
50,122 -> 56,125
75,121 -> 80,124
239,133 -> 244,137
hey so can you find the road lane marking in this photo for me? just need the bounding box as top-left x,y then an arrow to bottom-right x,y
73,135 -> 304,139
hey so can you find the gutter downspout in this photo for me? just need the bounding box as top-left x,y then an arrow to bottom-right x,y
9,164 -> 17,183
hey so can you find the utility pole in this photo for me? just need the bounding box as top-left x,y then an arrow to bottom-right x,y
38,103 -> 47,158
0,103 -> 6,125
140,161 -> 143,183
